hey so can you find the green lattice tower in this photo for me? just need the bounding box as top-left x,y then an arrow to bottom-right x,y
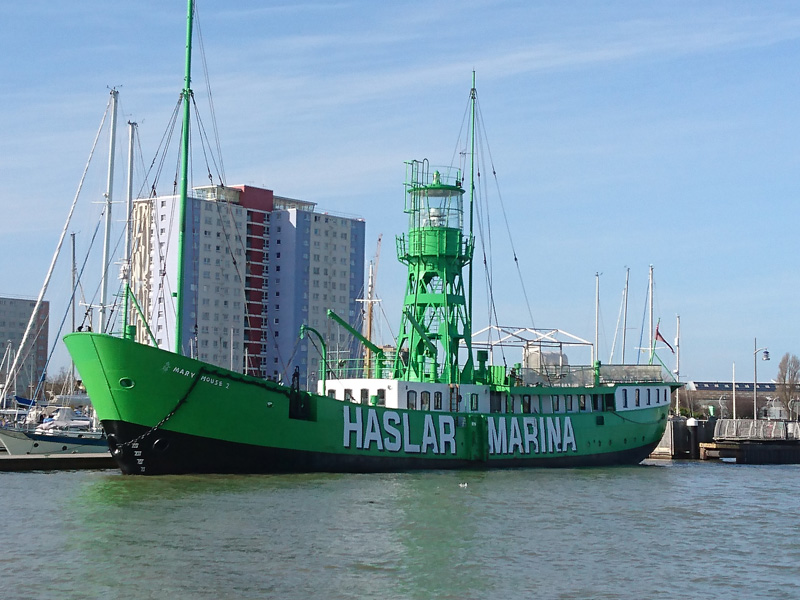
393,160 -> 475,384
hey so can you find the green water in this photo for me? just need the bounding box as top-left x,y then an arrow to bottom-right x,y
2,461 -> 798,599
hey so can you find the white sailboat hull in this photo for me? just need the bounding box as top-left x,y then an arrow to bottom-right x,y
0,428 -> 109,455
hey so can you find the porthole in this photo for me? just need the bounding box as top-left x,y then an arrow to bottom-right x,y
119,377 -> 135,389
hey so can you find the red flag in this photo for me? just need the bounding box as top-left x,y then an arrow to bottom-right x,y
655,325 -> 675,353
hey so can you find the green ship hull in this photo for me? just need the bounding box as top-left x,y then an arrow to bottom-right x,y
64,332 -> 669,475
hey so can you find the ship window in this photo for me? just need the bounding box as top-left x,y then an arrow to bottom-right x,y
565,395 -> 574,412
421,391 -> 430,411
506,395 -> 514,414
522,395 -> 531,413
470,393 -> 479,411
434,391 -> 442,410
344,389 -> 353,402
605,394 -> 615,411
622,389 -> 628,408
579,395 -> 586,411
360,389 -> 369,405
635,389 -> 640,407
328,390 -> 336,399
450,390 -> 460,412
592,394 -> 601,411
647,389 -> 651,405
553,395 -> 560,412
490,393 -> 502,413
407,390 -> 417,410
377,389 -> 386,406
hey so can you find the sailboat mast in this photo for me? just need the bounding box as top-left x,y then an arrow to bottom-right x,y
622,267 -> 629,363
732,361 -> 736,420
594,272 -> 599,365
99,88 -> 119,333
648,264 -> 654,357
175,0 -> 195,354
364,261 -> 375,376
71,232 -> 76,386
4,87 -> 113,392
122,121 -> 136,334
675,313 -> 680,380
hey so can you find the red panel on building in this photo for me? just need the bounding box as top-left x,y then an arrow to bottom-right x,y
233,185 -> 274,212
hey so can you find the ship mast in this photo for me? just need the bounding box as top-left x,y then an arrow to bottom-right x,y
467,71 -> 476,344
121,120 -> 137,338
99,88 -> 119,333
174,0 -> 194,354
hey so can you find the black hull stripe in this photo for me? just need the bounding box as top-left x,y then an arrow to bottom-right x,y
105,420 -> 658,475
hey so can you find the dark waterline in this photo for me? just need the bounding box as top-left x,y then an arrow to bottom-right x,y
2,460 -> 798,599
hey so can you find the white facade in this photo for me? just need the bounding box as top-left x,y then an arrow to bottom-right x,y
131,187 -> 365,387
132,190 -> 248,370
266,203 -> 365,389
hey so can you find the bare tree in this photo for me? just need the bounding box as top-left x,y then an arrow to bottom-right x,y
775,353 -> 800,420
43,366 -> 71,399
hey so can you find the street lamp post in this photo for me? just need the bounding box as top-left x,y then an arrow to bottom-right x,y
753,337 -> 770,421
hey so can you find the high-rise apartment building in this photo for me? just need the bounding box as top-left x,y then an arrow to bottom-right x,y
0,296 -> 49,399
130,184 -> 365,390
266,198 -> 365,390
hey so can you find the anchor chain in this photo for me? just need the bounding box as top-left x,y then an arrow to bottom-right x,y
115,395 -> 190,450
111,364 -> 306,451
114,367 -> 208,449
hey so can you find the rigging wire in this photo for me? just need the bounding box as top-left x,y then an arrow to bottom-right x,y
192,98 -> 225,186
34,216 -> 104,399
636,279 -> 649,365
448,85 -> 541,375
194,2 -> 226,183
474,96 -> 537,331
143,98 -> 182,199
6,95 -> 111,393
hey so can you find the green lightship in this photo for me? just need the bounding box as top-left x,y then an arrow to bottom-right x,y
63,0 -> 676,475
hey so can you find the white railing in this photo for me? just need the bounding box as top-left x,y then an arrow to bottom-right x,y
714,419 -> 800,441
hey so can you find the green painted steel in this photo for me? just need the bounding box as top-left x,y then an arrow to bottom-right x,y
326,309 -> 385,378
64,332 -> 669,467
174,0 -> 194,355
393,163 -> 475,385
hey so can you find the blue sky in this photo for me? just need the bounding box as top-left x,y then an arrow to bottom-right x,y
2,0 -> 799,384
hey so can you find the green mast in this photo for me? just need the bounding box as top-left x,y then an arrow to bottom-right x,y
393,162 -> 475,384
467,72 -> 476,344
174,0 -> 194,354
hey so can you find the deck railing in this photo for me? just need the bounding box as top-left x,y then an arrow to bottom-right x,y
321,356 -> 669,387
714,419 -> 800,441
